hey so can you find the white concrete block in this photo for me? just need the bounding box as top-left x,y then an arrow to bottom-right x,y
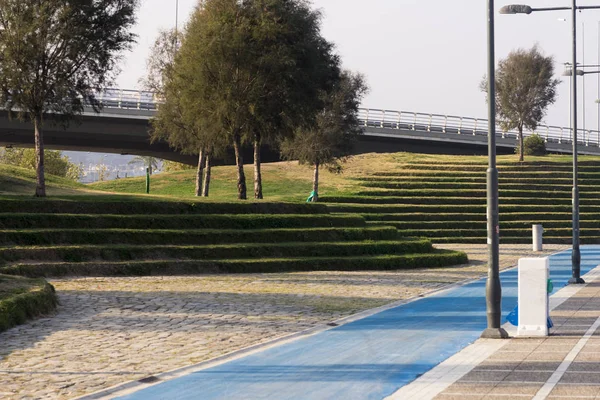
518,257 -> 549,337
533,225 -> 543,252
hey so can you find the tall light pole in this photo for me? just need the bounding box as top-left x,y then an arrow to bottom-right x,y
499,1 -> 600,285
482,0 -> 508,339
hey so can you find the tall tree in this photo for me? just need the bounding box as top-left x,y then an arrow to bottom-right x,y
281,71 -> 368,202
243,0 -> 341,199
0,0 -> 138,196
143,28 -> 217,197
172,0 -> 340,200
487,45 -> 560,162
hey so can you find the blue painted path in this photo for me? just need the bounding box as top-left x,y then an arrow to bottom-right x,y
118,247 -> 600,400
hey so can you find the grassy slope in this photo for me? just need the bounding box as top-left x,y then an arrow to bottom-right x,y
0,164 -> 90,196
87,153 -> 600,201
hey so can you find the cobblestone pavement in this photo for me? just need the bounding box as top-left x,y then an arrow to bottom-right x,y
0,244 -> 567,399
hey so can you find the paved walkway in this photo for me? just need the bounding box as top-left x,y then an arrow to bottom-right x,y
103,247 -> 600,400
0,245 -> 556,399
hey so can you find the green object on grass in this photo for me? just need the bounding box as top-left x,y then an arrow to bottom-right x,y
307,191 -> 317,203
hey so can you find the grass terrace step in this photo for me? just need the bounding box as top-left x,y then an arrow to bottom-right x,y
370,171 -> 600,179
357,176 -> 600,185
0,214 -> 365,230
394,228 -> 600,238
360,182 -> 580,191
0,250 -> 468,278
322,196 -> 577,205
0,227 -> 399,246
354,189 -> 577,198
368,220 -> 600,230
0,240 -> 433,263
0,199 -> 329,215
326,204 -> 600,214
0,274 -> 58,332
361,212 -> 596,222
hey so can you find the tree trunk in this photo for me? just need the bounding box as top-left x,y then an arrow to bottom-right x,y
233,135 -> 247,200
202,152 -> 212,197
312,162 -> 319,202
518,126 -> 524,162
254,135 -> 263,200
195,149 -> 206,197
34,116 -> 46,197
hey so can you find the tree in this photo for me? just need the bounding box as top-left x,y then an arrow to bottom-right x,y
0,147 -> 82,181
171,0 -> 340,200
128,156 -> 161,175
0,0 -> 139,196
281,71 -> 368,202
485,45 -> 560,162
242,0 -> 341,200
146,28 -> 221,197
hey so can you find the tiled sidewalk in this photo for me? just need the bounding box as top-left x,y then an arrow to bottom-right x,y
434,277 -> 600,399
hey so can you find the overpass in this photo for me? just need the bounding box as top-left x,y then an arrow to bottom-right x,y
0,88 -> 597,164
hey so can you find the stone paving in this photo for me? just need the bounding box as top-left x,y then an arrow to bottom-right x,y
0,244 -> 566,399
436,273 -> 600,399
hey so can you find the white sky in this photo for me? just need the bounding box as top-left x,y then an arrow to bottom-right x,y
116,1 -> 600,131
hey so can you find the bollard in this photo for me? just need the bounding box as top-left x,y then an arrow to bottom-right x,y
517,257 -> 550,337
532,224 -> 543,252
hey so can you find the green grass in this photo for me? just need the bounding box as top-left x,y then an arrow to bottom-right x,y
0,250 -> 468,278
0,164 -> 89,195
0,227 -> 400,246
0,274 -> 57,332
0,213 -> 362,230
0,240 -> 435,263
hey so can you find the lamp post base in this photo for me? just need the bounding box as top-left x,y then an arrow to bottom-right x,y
569,277 -> 586,284
481,327 -> 509,339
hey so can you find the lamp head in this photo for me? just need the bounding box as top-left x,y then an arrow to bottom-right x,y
499,5 -> 533,14
563,69 -> 585,77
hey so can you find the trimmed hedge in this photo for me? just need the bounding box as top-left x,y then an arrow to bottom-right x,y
0,214 -> 365,230
0,227 -> 399,246
0,250 -> 468,278
0,240 -> 435,263
0,200 -> 329,215
0,276 -> 58,332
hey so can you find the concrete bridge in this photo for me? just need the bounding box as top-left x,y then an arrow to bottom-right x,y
0,89 -> 596,164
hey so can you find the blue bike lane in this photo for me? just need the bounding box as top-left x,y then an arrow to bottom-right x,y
117,247 -> 600,400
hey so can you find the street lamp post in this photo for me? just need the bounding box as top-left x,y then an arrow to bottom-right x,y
482,0 -> 508,339
499,1 -> 600,285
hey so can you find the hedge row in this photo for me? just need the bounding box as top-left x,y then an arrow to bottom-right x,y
0,240 -> 434,263
0,250 -> 468,278
0,277 -> 58,333
0,200 -> 329,215
0,214 -> 365,230
0,227 -> 399,246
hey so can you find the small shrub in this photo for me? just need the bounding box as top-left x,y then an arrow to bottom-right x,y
519,134 -> 547,156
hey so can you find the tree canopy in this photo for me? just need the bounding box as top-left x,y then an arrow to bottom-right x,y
0,0 -> 139,195
281,71 -> 368,201
488,45 -> 560,161
157,0 -> 341,200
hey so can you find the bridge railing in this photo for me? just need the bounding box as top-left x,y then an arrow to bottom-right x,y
96,89 -> 599,148
358,108 -> 600,148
